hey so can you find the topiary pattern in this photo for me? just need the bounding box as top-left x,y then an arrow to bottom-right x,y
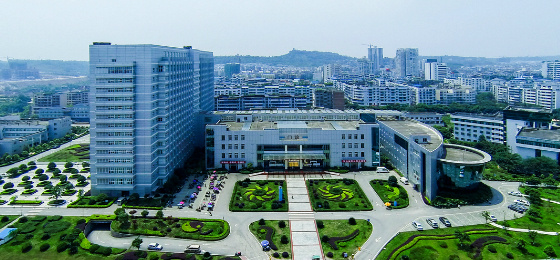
244,185 -> 275,201
318,185 -> 354,201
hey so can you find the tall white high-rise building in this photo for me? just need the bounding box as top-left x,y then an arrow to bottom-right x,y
367,46 -> 383,73
395,48 -> 419,78
89,43 -> 213,196
424,59 -> 448,81
542,60 -> 560,80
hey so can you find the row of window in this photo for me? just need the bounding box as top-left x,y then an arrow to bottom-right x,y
221,153 -> 246,159
96,106 -> 133,111
97,167 -> 133,174
97,158 -> 133,163
96,97 -> 133,102
342,143 -> 365,149
96,178 -> 134,185
97,149 -> 133,154
97,131 -> 133,137
96,78 -> 133,84
342,134 -> 365,140
222,144 -> 245,149
342,152 -> 364,158
97,87 -> 133,93
96,141 -> 133,146
96,114 -> 133,119
221,135 -> 245,141
97,123 -> 133,128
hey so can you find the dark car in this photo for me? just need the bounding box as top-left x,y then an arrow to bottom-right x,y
439,217 -> 452,227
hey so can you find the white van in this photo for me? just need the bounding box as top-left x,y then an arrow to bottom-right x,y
376,167 -> 389,173
400,177 -> 409,185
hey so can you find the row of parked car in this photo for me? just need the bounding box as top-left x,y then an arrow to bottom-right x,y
412,217 -> 452,231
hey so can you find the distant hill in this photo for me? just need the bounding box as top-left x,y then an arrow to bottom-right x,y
0,60 -> 88,76
215,49 -> 357,67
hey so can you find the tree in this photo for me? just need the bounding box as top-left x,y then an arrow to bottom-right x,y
77,175 -> 86,183
96,193 -> 108,202
156,210 -> 164,219
481,211 -> 490,223
77,189 -> 84,198
388,176 -> 398,187
51,185 -> 63,201
455,230 -> 470,248
528,231 -> 537,245
39,175 -> 49,181
131,237 -> 143,250
22,176 -> 30,182
117,213 -> 129,225
519,157 -> 560,177
35,169 -> 44,175
59,175 -> 67,183
129,193 -> 140,201
27,161 -> 36,166
47,162 -> 57,170
82,161 -> 90,167
64,162 -> 73,169
141,210 -> 149,218
3,182 -> 14,189
19,164 -> 27,170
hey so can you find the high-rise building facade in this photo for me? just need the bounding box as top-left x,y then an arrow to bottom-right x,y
542,61 -> 560,80
224,63 -> 241,79
395,48 -> 419,78
424,59 -> 448,81
89,43 -> 213,196
367,46 -> 383,73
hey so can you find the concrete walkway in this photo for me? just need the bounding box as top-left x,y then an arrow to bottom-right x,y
489,222 -> 559,235
287,178 -> 323,260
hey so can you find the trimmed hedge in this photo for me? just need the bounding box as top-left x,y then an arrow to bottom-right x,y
113,217 -> 230,241
67,198 -> 116,208
370,180 -> 409,209
9,200 -> 43,205
122,205 -> 163,210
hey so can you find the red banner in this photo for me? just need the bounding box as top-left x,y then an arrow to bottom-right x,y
220,161 -> 246,164
342,159 -> 366,163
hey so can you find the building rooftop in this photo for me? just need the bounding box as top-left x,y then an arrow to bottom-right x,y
504,106 -> 551,114
451,112 -> 503,121
440,144 -> 492,165
517,128 -> 560,142
223,120 -> 362,131
378,118 -> 443,151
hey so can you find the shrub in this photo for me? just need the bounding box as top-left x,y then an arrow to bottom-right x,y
487,244 -> 497,253
439,241 -> 448,248
1,216 -> 9,222
44,221 -> 71,234
47,215 -> 62,221
21,241 -> 32,253
278,220 -> 286,228
69,246 -> 78,255
18,216 -> 28,223
96,246 -> 112,256
77,218 -> 86,224
39,243 -> 50,252
22,176 -> 30,181
506,252 -> 514,259
258,218 -> 265,225
401,255 -> 409,260
281,235 -> 289,244
57,242 -> 70,252
273,252 -> 280,258
348,217 -> 357,225
326,252 -> 334,258
203,252 -> 211,258
338,202 -> 346,208
545,245 -> 557,257
316,220 -> 324,228
322,235 -> 330,243
282,252 -> 289,258
41,233 -> 51,240
89,244 -> 100,253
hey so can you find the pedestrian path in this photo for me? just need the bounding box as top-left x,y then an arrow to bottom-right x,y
287,178 -> 323,260
489,222 -> 559,235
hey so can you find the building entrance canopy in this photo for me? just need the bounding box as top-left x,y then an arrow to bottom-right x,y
263,153 -> 326,161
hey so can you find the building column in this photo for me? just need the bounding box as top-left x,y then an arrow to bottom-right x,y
285,160 -> 288,170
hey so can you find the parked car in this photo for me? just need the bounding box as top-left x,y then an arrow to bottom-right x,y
426,218 -> 439,228
439,217 -> 452,227
412,221 -> 423,231
148,243 -> 163,250
185,244 -> 201,253
489,215 -> 498,222
400,177 -> 409,185
508,191 -> 523,197
376,167 -> 390,173
514,199 -> 530,206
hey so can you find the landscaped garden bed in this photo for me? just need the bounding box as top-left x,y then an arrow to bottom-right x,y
122,193 -> 166,210
1,188 -> 18,195
68,195 -> 116,208
9,200 -> 43,205
370,179 -> 409,209
38,143 -> 90,162
376,224 -> 558,260
307,179 -> 373,211
0,215 -> 18,228
230,179 -> 288,211
501,189 -> 560,232
0,215 -> 122,260
317,219 -> 372,259
430,182 -> 493,208
111,215 -> 230,241
249,219 -> 292,258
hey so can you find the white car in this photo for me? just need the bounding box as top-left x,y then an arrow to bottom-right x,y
508,191 -> 523,197
412,221 -> 423,231
514,199 -> 530,206
148,243 -> 163,250
489,215 -> 498,222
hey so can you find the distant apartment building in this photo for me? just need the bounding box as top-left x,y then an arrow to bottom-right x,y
542,60 -> 560,80
0,60 -> 40,80
224,63 -> 241,79
89,43 -> 214,196
394,48 -> 419,78
0,116 -> 71,155
313,88 -> 345,110
436,87 -> 476,105
503,106 -> 553,154
367,46 -> 384,73
323,64 -> 341,82
451,113 -> 504,143
444,77 -> 492,92
214,95 -> 308,111
339,82 -> 411,107
409,86 -> 437,105
33,90 -> 90,121
424,59 -> 448,81
492,80 -> 560,110
403,112 -> 444,126
515,128 -> 560,164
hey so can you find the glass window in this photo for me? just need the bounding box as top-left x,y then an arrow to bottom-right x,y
221,153 -> 225,158
241,135 -> 245,140
342,134 -> 345,139
241,144 -> 245,149
342,143 -> 345,148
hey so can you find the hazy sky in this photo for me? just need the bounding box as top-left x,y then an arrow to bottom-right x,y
1,0 -> 559,61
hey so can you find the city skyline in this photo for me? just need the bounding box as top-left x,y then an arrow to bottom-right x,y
1,0 -> 559,61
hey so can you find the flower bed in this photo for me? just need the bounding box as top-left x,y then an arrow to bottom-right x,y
67,196 -> 116,208
22,189 -> 38,195
230,179 -> 288,212
249,220 -> 292,256
307,179 -> 372,211
112,217 -> 230,241
317,219 -> 372,260
9,200 -> 43,205
370,180 -> 409,209
1,188 -> 17,195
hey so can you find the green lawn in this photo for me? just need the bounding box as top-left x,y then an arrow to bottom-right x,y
230,179 -> 288,211
249,220 -> 292,258
501,200 -> 560,232
111,217 -> 229,241
0,215 -> 119,260
317,219 -> 373,259
0,215 -> 18,229
307,179 -> 373,211
520,186 -> 560,202
377,224 -> 560,260
38,144 -> 89,162
370,180 -> 409,209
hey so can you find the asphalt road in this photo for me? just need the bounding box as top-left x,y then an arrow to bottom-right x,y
0,170 -> 526,259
